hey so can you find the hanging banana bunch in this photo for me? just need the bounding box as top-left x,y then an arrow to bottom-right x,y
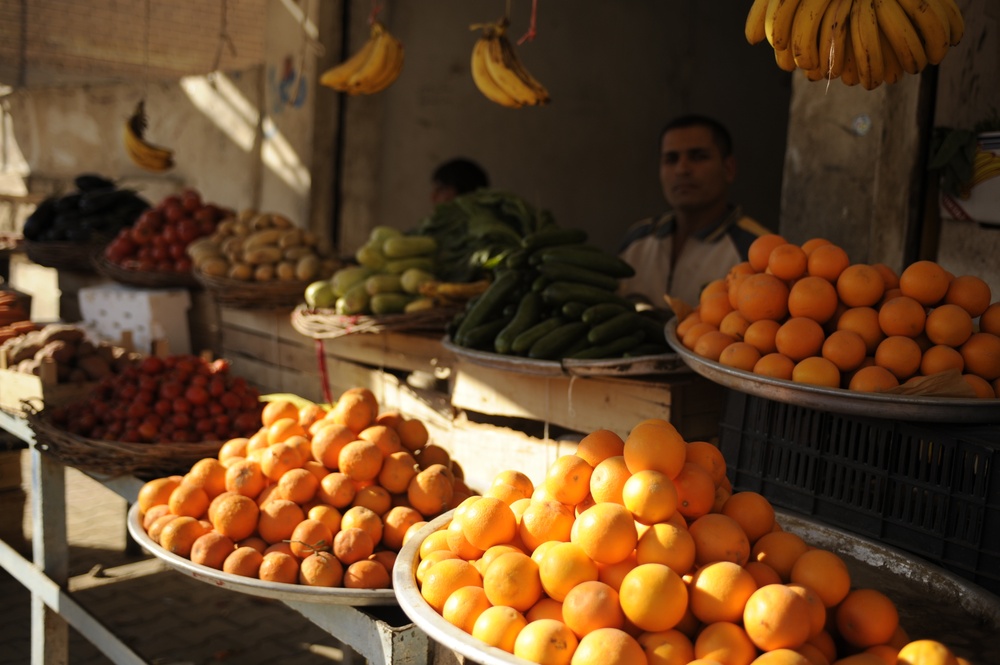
122,100 -> 174,172
319,20 -> 404,95
470,18 -> 550,109
744,0 -> 964,90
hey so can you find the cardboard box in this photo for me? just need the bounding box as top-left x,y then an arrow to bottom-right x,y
78,284 -> 192,355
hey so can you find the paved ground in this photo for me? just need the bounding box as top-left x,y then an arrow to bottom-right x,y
0,448 -> 368,665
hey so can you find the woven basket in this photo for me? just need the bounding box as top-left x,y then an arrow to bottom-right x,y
92,249 -> 200,290
25,404 -> 222,479
290,303 -> 461,340
194,269 -> 309,309
25,240 -> 103,273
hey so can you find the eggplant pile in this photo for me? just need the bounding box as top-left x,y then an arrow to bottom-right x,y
22,174 -> 150,243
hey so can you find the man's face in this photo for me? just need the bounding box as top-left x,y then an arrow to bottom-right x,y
659,125 -> 736,214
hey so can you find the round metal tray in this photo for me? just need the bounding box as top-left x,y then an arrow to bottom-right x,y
127,503 -> 397,606
442,338 -> 687,378
393,511 -> 1000,664
664,320 -> 1000,423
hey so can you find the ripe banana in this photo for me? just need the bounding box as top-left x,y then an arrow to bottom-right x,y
123,101 -> 174,173
775,46 -> 798,73
850,0 -> 885,91
318,21 -> 404,95
841,29 -> 862,86
816,0 -> 853,79
895,0 -> 950,65
790,0 -> 834,71
874,0 -> 928,75
766,0 -> 804,51
879,26 -> 906,84
929,0 -> 964,45
745,0 -> 771,45
971,151 -> 1000,187
471,21 -> 549,108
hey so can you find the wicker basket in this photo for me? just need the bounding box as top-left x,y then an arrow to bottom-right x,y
194,269 -> 309,309
25,240 -> 103,273
25,404 -> 222,479
290,303 -> 461,340
92,249 -> 200,290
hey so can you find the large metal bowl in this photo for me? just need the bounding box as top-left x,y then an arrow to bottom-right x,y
127,503 -> 397,606
664,319 -> 1000,423
393,510 -> 1000,663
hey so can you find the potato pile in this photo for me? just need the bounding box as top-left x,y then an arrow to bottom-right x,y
0,323 -> 137,382
187,209 -> 340,283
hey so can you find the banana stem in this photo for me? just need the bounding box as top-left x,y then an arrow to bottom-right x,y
517,0 -> 539,45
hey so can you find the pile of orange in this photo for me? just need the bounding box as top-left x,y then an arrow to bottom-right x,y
136,387 -> 472,589
677,234 -> 1000,397
411,421 -> 970,665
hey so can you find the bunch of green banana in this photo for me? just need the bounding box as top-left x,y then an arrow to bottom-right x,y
470,19 -> 550,108
745,0 -> 963,90
122,101 -> 174,172
319,20 -> 404,95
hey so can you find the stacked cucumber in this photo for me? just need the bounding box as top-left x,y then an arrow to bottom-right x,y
450,228 -> 671,360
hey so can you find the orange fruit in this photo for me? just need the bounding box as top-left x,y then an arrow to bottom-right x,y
789,548 -> 851,607
526,597 -> 565,623
754,352 -> 796,380
960,332 -> 1000,380
768,243 -> 809,281
343,559 -> 391,589
217,437 -> 249,463
788,276 -> 840,324
337,439 -> 383,482
307,504 -> 343,534
807,244 -> 850,282
575,429 -> 625,467
872,262 -> 900,289
289,518 -> 334,559
749,234 -> 790,272
318,471 -> 356,508
358,424 -> 404,457
944,275 -> 992,317
878,296 -> 927,338
745,560 -> 782,588
874,335 -> 923,381
744,319 -> 781,355
519,499 -> 575,552
899,260 -> 950,306
720,310 -> 752,340
561,580 -> 624,637
751,531 -> 809,581
618,563 -> 688,633
158,516 -> 211,557
262,399 -> 300,428
895,639 -> 959,665
775,317 -> 826,362
382,505 -> 424,551
544,454 -> 594,506
920,345 -> 965,375
210,492 -> 261,541
787,583 -> 827,638
223,546 -> 264,578
299,550 -> 344,587
442,585 -> 493,634
396,417 -> 429,452
259,441 -> 305,482
978,302 -> 1000,336
822,329 -> 867,372
537,541 -> 599,602
635,521 -> 696,574
257,498 -> 305,544
743,583 -> 812,651
621,469 -> 679,525
138,476 -> 182,513
141,504 -> 172,531
962,373 -> 995,398
750,649 -> 814,664
838,306 -> 886,354
623,420 -> 687,479
185,458 -> 228,499
330,389 -> 377,432
671,462 -> 716,521
168,482 -> 210,519
721,490 -> 775,544
792,356 -> 842,388
421,557 -> 483,612
512,618 -> 578,665
719,341 -> 763,371
700,290 -> 737,327
837,264 -> 886,308
637,629 -> 695,665
737,273 -> 791,323
408,464 -> 455,517
275,467 -> 319,504
376,450 -> 419,494
688,560 -> 758,624
835,588 -> 900,649
189,532 -> 236,570
849,365 -> 900,392
309,422 -> 355,469
457,496 -> 517,551
266,417 -> 308,446
693,621 -> 758,665
683,321 -> 722,350
482,550 -> 543,612
694,330 -> 738,361
571,627 -> 645,665
258,550 -> 299,584
925,304 -> 974,347
472,605 -> 528,653
676,311 -> 704,338
572,502 -> 637,565
341,504 -> 384,545
589,455 -> 632,505
688,513 -> 751,567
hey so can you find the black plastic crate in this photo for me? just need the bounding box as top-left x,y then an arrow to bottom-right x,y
718,390 -> 1000,596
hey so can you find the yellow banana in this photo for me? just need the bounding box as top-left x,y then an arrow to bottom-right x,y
483,26 -> 549,107
319,23 -> 381,91
470,32 -> 522,108
123,101 -> 174,172
874,0 -> 929,74
928,0 -> 963,45
841,29 -> 861,86
972,152 -> 1000,187
851,0 -> 886,90
766,0 -> 804,51
774,46 -> 798,72
880,26 -> 906,83
896,0 -> 951,65
816,0 -> 853,79
746,0 -> 771,44
791,0 -> 835,71
347,25 -> 404,95
500,37 -> 550,104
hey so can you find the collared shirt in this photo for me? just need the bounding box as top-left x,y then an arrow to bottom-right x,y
617,206 -> 770,308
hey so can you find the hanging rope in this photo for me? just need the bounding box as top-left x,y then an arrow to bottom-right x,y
210,0 -> 238,75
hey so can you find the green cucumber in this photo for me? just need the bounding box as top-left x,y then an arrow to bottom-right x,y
537,262 -> 621,292
588,311 -> 651,345
531,275 -> 550,292
528,321 -> 590,360
453,270 -> 523,341
581,303 -> 629,326
459,316 -> 512,350
561,301 -> 588,320
495,292 -> 544,354
541,282 -> 634,308
520,227 -> 588,252
511,317 -> 567,355
569,331 -> 646,360
537,246 -> 636,277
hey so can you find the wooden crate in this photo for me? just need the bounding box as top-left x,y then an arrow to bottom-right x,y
0,449 -> 22,491
0,357 -> 95,415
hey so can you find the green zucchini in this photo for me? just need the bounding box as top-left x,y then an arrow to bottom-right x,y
370,292 -> 415,315
382,235 -> 438,259
511,317 -> 567,355
384,256 -> 436,274
365,273 -> 403,296
537,246 -> 636,278
495,292 -> 544,354
537,262 -> 621,292
569,331 -> 646,360
529,321 -> 590,360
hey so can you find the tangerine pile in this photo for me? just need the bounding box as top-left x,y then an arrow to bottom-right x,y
411,421 -> 971,665
678,234 -> 1000,398
136,387 -> 472,589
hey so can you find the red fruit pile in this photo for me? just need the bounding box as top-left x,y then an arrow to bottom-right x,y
49,354 -> 263,444
103,188 -> 232,273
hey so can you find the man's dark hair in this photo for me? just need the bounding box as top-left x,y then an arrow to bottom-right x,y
660,115 -> 734,158
432,158 -> 490,194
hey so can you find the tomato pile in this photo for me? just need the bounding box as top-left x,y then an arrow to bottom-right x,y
103,188 -> 232,273
49,354 -> 263,444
